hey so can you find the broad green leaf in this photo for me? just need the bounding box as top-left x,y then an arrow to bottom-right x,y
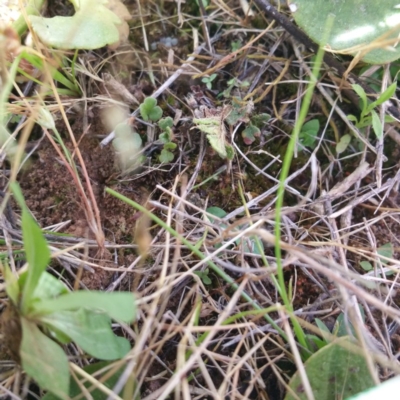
41,309 -> 131,360
290,0 -> 400,64
11,183 -> 51,314
41,361 -> 129,400
285,337 -> 374,400
371,109 -> 383,138
31,291 -> 136,323
33,271 -> 69,300
336,134 -> 352,154
20,318 -> 69,398
29,0 -> 125,50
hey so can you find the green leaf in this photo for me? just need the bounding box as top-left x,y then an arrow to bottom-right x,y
336,134 -> 352,154
159,149 -> 174,163
159,132 -> 171,143
158,117 -> 174,130
194,270 -> 212,285
305,334 -> 328,351
140,97 -> 163,122
225,103 -> 248,126
371,109 -> 383,138
31,291 -> 136,323
4,264 -> 20,305
299,119 -> 320,148
41,361 -> 129,400
377,243 -> 393,266
250,113 -> 271,127
315,318 -> 331,343
20,318 -> 69,398
360,261 -> 373,272
284,337 -> 375,400
41,309 -> 130,360
32,271 -> 69,300
352,84 -> 369,114
290,0 -> 400,64
11,183 -> 51,314
21,51 -> 80,93
164,142 -> 177,151
29,0 -> 124,50
347,114 -> 359,124
368,81 -> 397,110
206,206 -> 227,219
242,124 -> 260,145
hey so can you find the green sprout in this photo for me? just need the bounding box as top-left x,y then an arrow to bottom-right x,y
201,73 -> 218,90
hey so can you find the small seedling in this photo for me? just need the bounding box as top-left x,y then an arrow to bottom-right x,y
194,269 -> 212,285
347,82 -> 396,140
158,117 -> 177,163
220,78 -> 250,98
140,97 -> 163,122
242,112 -> 271,145
206,206 -> 265,255
359,242 -> 394,276
201,73 -> 218,90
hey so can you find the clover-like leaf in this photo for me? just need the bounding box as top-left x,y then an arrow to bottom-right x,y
140,97 -> 163,122
29,0 -> 129,50
159,149 -> 174,163
242,124 -> 260,145
158,117 -> 174,130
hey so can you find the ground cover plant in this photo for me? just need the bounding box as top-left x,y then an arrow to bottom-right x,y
1,0 -> 400,399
